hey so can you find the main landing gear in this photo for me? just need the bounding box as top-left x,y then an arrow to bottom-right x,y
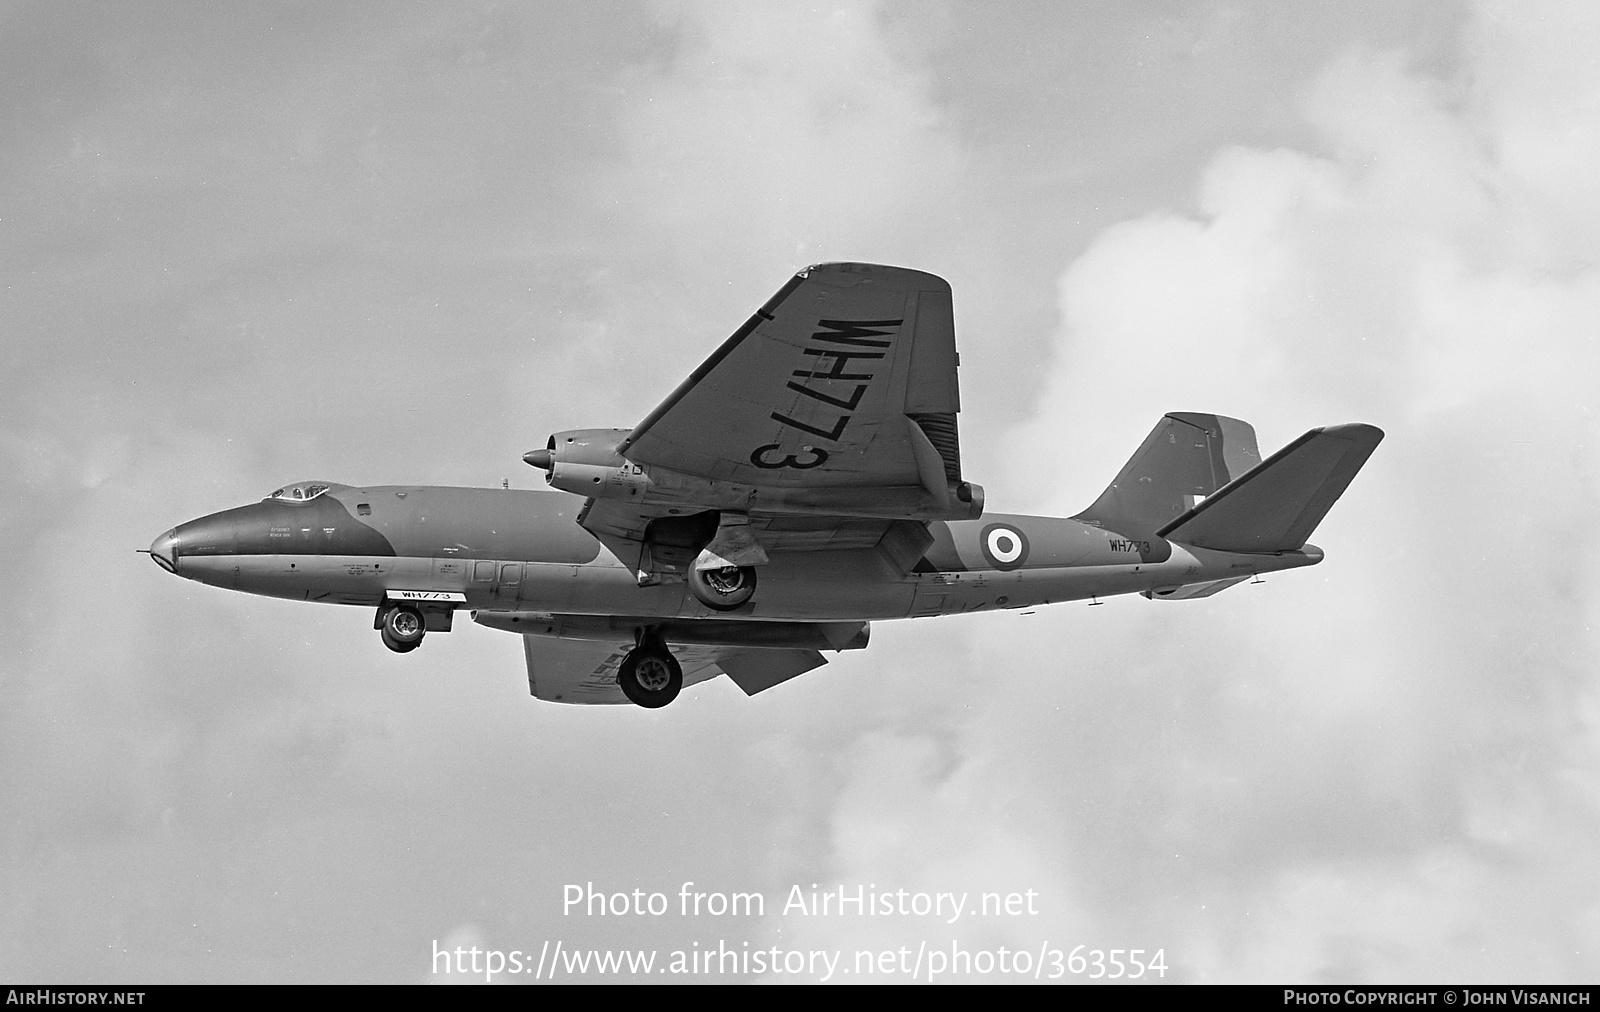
618,629 -> 682,708
378,604 -> 426,653
688,564 -> 756,610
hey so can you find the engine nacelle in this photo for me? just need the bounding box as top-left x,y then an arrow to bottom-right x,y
523,428 -> 983,521
524,428 -> 652,499
955,480 -> 984,517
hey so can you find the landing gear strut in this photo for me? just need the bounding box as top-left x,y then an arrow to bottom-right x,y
378,604 -> 426,653
618,629 -> 682,708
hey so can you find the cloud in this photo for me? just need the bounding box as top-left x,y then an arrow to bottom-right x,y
801,3 -> 1600,982
604,2 -> 962,269
6,1 -> 1595,984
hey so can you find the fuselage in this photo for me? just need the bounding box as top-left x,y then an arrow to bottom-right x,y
150,484 -> 1322,622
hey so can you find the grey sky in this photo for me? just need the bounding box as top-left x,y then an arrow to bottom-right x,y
4,0 -> 1596,983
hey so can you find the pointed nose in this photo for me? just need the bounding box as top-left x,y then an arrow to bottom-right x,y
149,529 -> 180,574
522,448 -> 552,470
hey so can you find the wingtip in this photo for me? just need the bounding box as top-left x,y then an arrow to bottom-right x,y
800,262 -> 952,290
1318,422 -> 1385,445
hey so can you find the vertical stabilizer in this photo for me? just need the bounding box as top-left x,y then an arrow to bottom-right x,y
1074,413 -> 1262,534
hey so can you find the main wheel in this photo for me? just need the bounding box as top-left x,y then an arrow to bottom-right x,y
618,645 -> 683,708
381,606 -> 426,653
380,627 -> 422,653
689,564 -> 757,610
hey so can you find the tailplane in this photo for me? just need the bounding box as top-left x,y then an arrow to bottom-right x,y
1156,423 -> 1383,553
1074,412 -> 1264,533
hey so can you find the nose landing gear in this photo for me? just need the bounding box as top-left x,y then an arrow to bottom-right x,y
378,604 -> 426,653
618,629 -> 682,708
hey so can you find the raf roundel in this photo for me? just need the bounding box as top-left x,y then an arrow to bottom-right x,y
981,523 -> 1029,571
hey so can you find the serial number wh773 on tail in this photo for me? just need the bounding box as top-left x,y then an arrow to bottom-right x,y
147,263 -> 1382,708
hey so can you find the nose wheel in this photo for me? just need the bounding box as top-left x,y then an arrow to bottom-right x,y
378,605 -> 426,653
618,631 -> 682,708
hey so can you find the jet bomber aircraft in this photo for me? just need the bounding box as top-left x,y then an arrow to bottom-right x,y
148,263 -> 1382,708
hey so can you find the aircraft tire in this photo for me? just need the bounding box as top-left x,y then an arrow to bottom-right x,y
381,606 -> 426,653
380,627 -> 419,653
689,564 -> 757,611
618,646 -> 682,708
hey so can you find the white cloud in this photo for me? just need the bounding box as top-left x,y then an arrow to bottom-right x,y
798,2 -> 1600,983
597,2 -> 963,281
7,1 -> 1596,983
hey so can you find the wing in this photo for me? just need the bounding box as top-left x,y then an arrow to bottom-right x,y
521,635 -> 828,705
521,636 -> 633,704
618,262 -> 965,494
580,496 -> 934,558
570,263 -> 974,569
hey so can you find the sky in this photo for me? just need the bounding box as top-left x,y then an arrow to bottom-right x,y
2,0 -> 1596,984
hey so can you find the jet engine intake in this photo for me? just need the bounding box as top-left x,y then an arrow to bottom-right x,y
524,428 -> 652,498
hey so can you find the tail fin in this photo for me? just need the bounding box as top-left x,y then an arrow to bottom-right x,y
1157,423 -> 1383,552
1074,413 -> 1263,533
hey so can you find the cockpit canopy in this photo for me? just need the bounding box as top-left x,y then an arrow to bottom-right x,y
263,480 -> 347,503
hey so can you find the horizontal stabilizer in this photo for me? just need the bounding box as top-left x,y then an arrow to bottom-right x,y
1143,576 -> 1249,601
1157,423 -> 1383,552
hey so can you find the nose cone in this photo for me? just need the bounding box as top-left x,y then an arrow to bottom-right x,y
523,448 -> 553,470
149,528 -> 180,574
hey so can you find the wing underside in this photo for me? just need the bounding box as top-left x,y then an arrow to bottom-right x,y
514,264 -> 966,704
521,634 -> 830,705
619,262 -> 965,492
580,497 -> 933,557
549,264 -> 977,581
